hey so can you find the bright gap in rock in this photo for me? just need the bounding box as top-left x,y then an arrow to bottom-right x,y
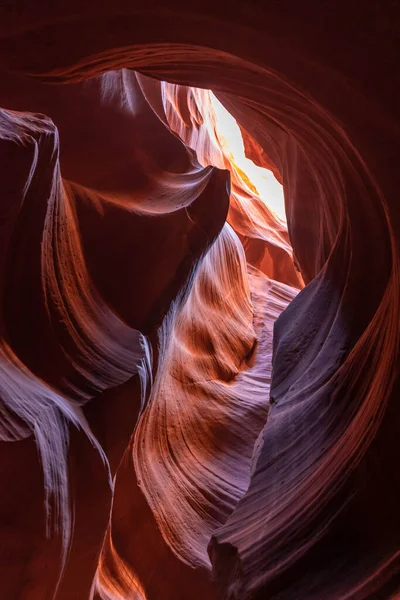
208,92 -> 286,223
161,81 -> 301,287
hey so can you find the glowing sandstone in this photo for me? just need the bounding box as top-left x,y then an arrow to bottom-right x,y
0,3 -> 399,599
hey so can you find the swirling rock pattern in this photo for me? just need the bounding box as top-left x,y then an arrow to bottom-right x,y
0,2 -> 399,599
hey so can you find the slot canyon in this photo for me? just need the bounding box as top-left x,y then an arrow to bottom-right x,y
0,2 -> 399,599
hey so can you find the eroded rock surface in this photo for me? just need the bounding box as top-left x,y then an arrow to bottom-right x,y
0,2 -> 399,599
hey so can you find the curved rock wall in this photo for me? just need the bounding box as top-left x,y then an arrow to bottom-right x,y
0,2 -> 399,599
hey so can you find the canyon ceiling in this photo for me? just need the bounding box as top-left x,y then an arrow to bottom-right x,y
0,1 -> 399,599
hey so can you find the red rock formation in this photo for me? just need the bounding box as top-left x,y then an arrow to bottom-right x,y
0,2 -> 399,599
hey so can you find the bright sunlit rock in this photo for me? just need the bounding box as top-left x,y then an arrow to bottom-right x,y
209,92 -> 286,223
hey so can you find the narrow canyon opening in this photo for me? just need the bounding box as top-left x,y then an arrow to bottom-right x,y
156,79 -> 303,289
